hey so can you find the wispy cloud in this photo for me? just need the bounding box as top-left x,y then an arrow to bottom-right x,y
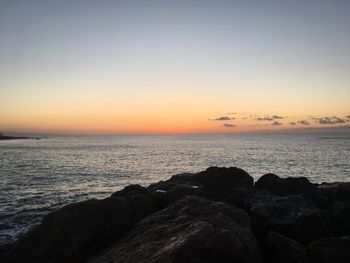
272,121 -> 283,126
209,116 -> 235,121
272,115 -> 284,119
315,116 -> 345,125
256,117 -> 274,121
318,117 -> 334,124
298,120 -> 310,125
210,113 -> 349,130
255,115 -> 285,121
333,117 -> 346,123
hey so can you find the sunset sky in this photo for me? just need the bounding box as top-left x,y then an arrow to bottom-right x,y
1,0 -> 350,134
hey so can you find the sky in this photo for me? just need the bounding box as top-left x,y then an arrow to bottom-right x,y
1,0 -> 350,134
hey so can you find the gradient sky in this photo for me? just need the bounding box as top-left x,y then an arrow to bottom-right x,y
1,0 -> 350,134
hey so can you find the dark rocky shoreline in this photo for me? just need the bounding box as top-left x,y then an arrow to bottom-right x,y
1,167 -> 350,263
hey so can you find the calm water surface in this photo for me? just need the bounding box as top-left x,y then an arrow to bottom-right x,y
0,134 -> 349,244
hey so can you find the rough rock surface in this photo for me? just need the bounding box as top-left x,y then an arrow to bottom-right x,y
246,192 -> 329,244
6,187 -> 158,263
264,231 -> 308,263
1,167 -> 350,263
148,166 -> 254,207
329,202 -> 350,236
307,236 -> 350,263
89,196 -> 262,263
255,173 -> 316,196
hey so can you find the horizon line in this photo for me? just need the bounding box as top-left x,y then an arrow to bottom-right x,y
3,126 -> 350,137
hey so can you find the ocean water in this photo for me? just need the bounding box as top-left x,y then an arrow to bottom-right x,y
0,133 -> 349,244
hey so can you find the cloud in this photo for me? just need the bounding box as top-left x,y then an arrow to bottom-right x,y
317,116 -> 345,125
289,122 -> 297,125
223,123 -> 236,128
272,121 -> 283,126
256,117 -> 274,121
332,117 -> 345,123
346,115 -> 350,119
209,116 -> 235,121
255,115 -> 285,121
318,117 -> 334,124
298,120 -> 310,125
272,115 -> 284,119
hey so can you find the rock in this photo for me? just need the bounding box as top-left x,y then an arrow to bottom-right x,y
186,166 -> 254,190
255,173 -> 280,190
264,231 -> 308,263
307,236 -> 350,263
305,182 -> 350,209
329,202 -> 350,236
0,243 -> 14,263
3,167 -> 349,263
10,186 -> 158,263
246,193 -> 329,244
255,174 -> 316,196
89,196 -> 262,263
148,166 -> 254,204
111,184 -> 150,197
333,183 -> 350,202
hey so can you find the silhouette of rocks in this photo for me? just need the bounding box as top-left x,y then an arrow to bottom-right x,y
255,173 -> 316,196
246,192 -> 329,244
89,196 -> 262,263
1,167 -> 350,263
7,186 -> 158,263
332,183 -> 350,202
264,231 -> 308,263
329,202 -> 350,236
307,236 -> 350,263
148,166 -> 254,205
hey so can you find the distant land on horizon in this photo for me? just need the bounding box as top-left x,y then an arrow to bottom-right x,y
0,133 -> 41,140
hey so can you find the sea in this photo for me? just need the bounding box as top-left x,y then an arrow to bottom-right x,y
0,133 -> 350,244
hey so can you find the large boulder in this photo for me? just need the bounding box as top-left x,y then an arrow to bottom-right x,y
332,183 -> 350,202
8,186 -> 158,263
329,202 -> 350,236
307,236 -> 350,263
255,174 -> 316,196
264,231 -> 308,263
304,182 -> 350,211
299,183 -> 350,212
89,196 -> 262,263
0,243 -> 13,263
148,166 -> 254,204
246,193 -> 329,244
